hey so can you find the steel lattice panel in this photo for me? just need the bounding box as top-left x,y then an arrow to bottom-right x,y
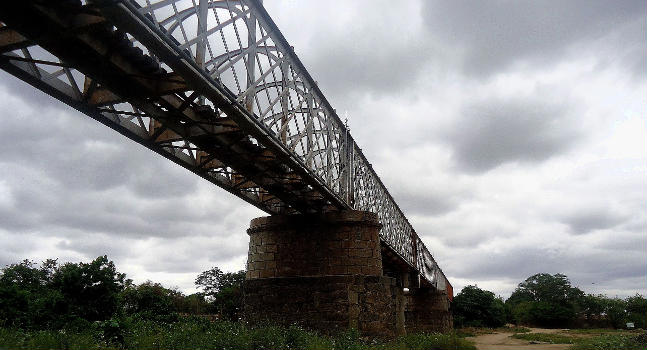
0,0 -> 449,291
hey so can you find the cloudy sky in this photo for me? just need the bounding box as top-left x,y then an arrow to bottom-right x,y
0,0 -> 645,298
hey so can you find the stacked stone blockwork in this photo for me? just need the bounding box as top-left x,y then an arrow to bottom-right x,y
405,288 -> 453,333
243,211 -> 405,336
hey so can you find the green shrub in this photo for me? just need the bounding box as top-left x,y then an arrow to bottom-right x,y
512,332 -> 579,344
0,328 -> 115,350
569,333 -> 646,350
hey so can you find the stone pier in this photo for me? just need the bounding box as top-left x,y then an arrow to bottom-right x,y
405,288 -> 453,333
243,210 -> 404,336
242,210 -> 451,336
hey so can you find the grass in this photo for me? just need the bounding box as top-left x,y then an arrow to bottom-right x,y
0,319 -> 476,350
454,327 -> 492,337
569,333 -> 646,350
511,329 -> 647,349
0,328 -> 112,350
512,332 -> 580,344
455,325 -> 530,338
565,328 -> 638,335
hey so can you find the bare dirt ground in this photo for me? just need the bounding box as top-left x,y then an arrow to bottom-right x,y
468,328 -> 571,350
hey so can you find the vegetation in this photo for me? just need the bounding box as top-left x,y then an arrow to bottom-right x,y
512,332 -> 579,344
0,256 -> 126,330
496,273 -> 647,329
452,285 -> 506,328
499,326 -> 530,333
195,266 -> 246,320
570,333 -> 647,350
451,273 -> 646,330
1,255 -> 644,350
566,328 -> 636,334
0,318 -> 476,350
505,273 -> 585,327
0,256 -> 476,350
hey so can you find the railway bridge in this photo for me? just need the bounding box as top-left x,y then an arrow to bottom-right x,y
0,0 -> 452,335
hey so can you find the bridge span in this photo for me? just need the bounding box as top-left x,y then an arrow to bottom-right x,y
0,0 -> 452,335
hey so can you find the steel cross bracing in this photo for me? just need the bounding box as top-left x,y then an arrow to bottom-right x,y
0,0 -> 449,291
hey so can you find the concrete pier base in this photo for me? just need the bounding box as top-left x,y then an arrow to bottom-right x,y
242,210 -> 405,337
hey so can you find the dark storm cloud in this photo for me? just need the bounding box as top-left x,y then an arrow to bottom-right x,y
141,237 -> 247,274
0,78 -> 251,239
267,0 -> 437,105
0,232 -> 37,267
560,209 -> 626,235
422,0 -> 646,77
304,36 -> 432,101
396,191 -> 457,216
453,244 -> 646,286
455,246 -> 551,280
0,71 -> 69,109
444,97 -> 579,173
0,171 -> 243,239
0,112 -> 198,195
56,234 -> 133,259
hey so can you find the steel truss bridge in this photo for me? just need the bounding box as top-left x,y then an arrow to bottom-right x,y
0,0 -> 450,293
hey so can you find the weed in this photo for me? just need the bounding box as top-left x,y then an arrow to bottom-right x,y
512,332 -> 579,344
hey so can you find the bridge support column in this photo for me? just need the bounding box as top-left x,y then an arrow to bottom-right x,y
243,210 -> 405,336
404,287 -> 453,333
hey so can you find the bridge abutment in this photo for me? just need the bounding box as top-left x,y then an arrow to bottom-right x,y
243,210 -> 405,336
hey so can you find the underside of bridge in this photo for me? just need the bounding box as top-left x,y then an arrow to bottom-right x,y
0,0 -> 453,336
243,211 -> 451,336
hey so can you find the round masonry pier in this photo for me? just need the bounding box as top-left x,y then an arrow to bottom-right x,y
245,210 -> 383,279
242,210 -> 406,336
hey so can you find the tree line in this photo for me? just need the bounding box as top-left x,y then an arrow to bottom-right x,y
0,256 -> 244,331
452,273 -> 647,329
2,256 -> 644,333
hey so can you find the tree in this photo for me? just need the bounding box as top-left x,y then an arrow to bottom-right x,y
51,255 -> 126,322
625,294 -> 647,328
195,267 -> 245,320
506,273 -> 584,328
598,296 -> 627,329
0,256 -> 126,329
120,281 -> 178,322
0,259 -> 61,329
173,293 -> 210,315
452,285 -> 506,328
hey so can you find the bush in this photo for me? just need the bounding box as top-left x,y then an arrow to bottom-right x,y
512,332 -> 579,344
0,328 -> 115,350
569,333 -> 646,350
119,282 -> 179,322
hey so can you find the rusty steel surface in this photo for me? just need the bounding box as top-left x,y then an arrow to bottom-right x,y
0,0 -> 450,292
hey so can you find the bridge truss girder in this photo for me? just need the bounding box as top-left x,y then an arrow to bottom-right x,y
0,0 -> 450,292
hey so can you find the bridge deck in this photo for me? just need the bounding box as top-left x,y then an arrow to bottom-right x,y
0,0 -> 450,293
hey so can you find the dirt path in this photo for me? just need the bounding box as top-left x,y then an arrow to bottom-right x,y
469,328 -> 571,350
